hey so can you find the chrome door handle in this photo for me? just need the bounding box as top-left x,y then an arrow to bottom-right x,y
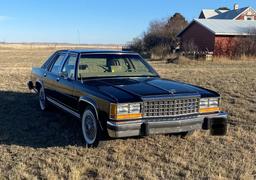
43,73 -> 47,77
56,77 -> 60,82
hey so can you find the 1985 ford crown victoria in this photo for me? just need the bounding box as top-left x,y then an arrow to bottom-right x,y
28,50 -> 227,146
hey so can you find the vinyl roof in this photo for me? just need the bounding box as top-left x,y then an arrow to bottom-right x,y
178,19 -> 256,36
60,49 -> 135,54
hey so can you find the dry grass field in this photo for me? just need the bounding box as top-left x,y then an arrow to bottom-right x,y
0,46 -> 255,179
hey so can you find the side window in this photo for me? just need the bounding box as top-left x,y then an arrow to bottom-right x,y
61,54 -> 78,79
50,54 -> 66,75
41,53 -> 56,70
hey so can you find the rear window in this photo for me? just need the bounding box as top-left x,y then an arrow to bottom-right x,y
41,53 -> 56,70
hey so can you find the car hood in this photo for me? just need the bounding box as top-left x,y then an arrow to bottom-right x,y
84,77 -> 219,103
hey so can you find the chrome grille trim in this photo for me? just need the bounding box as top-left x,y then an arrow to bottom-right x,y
143,97 -> 200,118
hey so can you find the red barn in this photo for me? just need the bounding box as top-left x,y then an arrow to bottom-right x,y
177,19 -> 256,55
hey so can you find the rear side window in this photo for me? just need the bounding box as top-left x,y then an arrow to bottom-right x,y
61,54 -> 78,79
50,54 -> 66,75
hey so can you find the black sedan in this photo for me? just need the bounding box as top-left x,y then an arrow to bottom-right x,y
28,50 -> 227,147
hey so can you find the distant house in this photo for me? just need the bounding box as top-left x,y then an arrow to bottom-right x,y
177,19 -> 256,55
199,4 -> 256,20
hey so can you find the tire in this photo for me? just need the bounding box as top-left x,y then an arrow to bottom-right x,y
39,87 -> 48,111
81,108 -> 101,147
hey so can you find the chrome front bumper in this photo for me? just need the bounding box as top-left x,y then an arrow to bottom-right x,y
107,112 -> 228,138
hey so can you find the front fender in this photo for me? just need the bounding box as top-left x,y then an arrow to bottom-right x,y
79,96 -> 103,129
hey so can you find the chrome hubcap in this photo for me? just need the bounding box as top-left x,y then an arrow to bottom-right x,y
82,111 -> 97,145
39,89 -> 46,110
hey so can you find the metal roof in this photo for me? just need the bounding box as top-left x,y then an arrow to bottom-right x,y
195,19 -> 256,35
210,7 -> 249,19
178,19 -> 256,37
200,9 -> 228,19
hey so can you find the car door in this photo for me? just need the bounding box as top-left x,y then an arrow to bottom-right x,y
43,52 -> 67,101
56,53 -> 78,112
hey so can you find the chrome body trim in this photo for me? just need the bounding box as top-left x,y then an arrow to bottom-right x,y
199,111 -> 227,119
78,98 -> 99,121
47,97 -> 81,118
78,97 -> 103,130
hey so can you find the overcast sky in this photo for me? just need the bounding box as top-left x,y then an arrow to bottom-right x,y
0,0 -> 254,44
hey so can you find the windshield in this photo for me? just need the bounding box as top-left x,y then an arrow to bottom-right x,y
77,54 -> 158,79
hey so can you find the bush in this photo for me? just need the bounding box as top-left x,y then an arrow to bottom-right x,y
129,38 -> 144,54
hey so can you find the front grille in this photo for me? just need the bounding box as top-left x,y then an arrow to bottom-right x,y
143,97 -> 200,118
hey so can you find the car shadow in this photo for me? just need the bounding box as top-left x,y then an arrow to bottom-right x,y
0,91 -> 86,148
0,91 -> 191,148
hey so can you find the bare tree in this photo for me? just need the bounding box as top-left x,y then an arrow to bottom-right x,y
129,13 -> 188,58
182,40 -> 198,53
128,37 -> 144,54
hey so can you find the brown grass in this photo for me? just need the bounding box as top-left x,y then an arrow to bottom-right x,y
0,43 -> 123,50
0,46 -> 255,179
213,56 -> 256,62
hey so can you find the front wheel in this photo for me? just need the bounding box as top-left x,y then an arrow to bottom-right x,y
81,108 -> 100,147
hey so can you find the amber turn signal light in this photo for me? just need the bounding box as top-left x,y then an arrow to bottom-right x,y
199,107 -> 220,113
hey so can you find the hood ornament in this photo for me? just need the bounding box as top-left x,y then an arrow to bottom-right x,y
169,89 -> 176,95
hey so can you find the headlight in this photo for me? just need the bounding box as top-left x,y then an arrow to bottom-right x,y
117,104 -> 129,114
199,98 -> 209,108
209,98 -> 219,107
199,98 -> 220,113
129,103 -> 141,114
110,103 -> 142,120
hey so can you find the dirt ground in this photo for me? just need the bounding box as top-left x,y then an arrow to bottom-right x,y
0,48 -> 255,179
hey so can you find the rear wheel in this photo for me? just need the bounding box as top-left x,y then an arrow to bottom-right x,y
39,87 -> 48,111
81,108 -> 101,147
